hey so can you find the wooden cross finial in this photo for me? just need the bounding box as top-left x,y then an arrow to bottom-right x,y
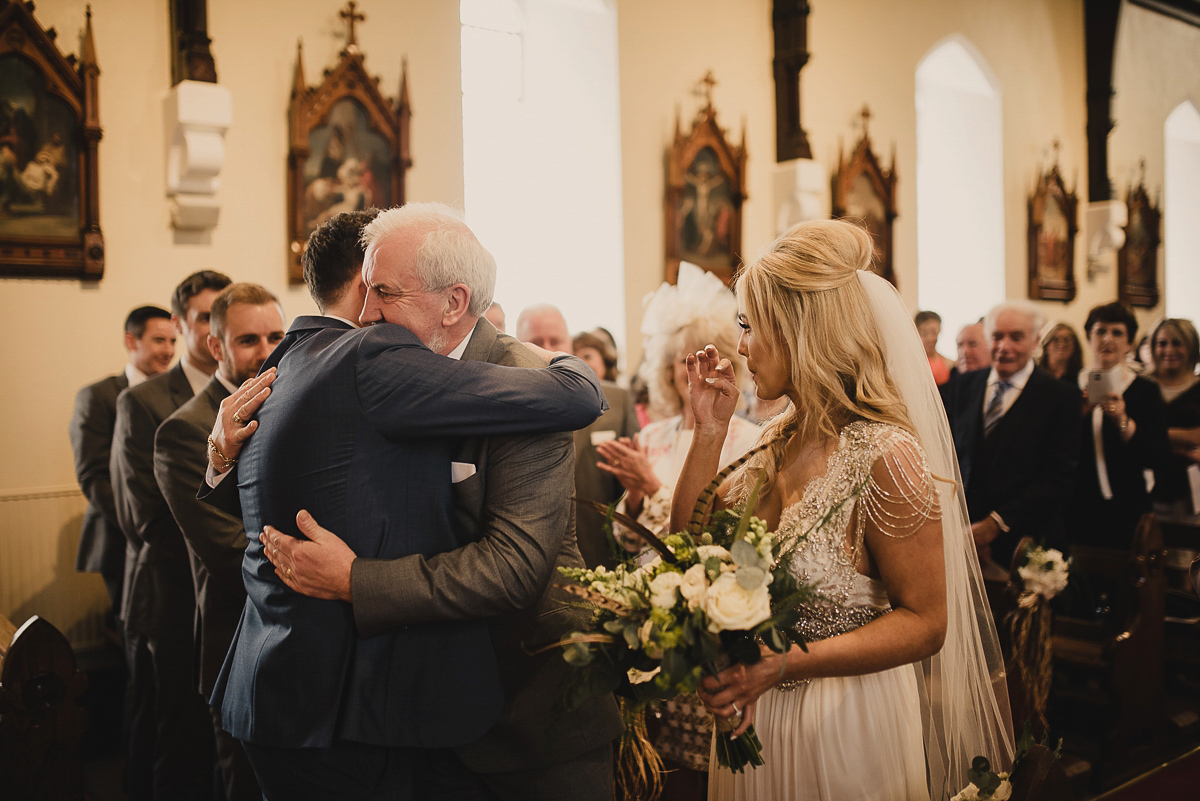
697,71 -> 717,109
340,1 -> 366,50
859,104 -> 872,137
1138,158 -> 1146,184
1051,139 -> 1060,164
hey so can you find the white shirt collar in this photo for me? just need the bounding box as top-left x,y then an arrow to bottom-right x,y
324,314 -> 358,329
214,371 -> 238,395
180,354 -> 213,395
125,362 -> 151,387
988,358 -> 1035,390
446,334 -> 470,361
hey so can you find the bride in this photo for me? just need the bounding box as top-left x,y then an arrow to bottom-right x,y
669,220 -> 1013,800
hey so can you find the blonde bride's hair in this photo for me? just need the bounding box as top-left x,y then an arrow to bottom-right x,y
729,219 -> 916,502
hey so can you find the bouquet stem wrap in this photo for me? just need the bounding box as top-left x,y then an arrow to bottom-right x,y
1007,599 -> 1053,733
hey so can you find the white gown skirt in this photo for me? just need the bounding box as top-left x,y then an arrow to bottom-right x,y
709,663 -> 929,801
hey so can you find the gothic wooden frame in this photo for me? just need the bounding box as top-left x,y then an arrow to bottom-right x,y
664,73 -> 747,286
1117,177 -> 1160,308
0,2 -> 103,280
1027,160 -> 1078,302
286,3 -> 410,284
831,107 -> 897,286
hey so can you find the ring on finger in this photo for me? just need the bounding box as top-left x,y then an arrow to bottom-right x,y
233,411 -> 245,425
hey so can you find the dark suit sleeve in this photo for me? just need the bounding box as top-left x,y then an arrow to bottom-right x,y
111,388 -> 159,550
69,382 -> 119,526
197,464 -> 243,521
155,415 -> 248,596
351,431 -> 574,637
992,380 -> 1080,533
356,333 -> 606,438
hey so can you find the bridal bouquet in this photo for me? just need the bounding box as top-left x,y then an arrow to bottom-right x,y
1014,545 -> 1070,607
1007,542 -> 1071,731
559,456 -> 815,774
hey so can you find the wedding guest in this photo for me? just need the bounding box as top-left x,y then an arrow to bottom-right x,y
1037,322 -> 1083,386
916,311 -> 953,385
595,264 -> 761,798
673,220 -> 1011,799
485,301 -> 506,332
69,305 -> 175,628
1066,302 -> 1171,551
955,320 -> 991,375
1148,318 -> 1200,514
518,304 -> 640,568
942,301 -> 1079,571
573,330 -> 618,382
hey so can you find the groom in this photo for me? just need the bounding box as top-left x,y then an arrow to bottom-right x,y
209,205 -> 616,800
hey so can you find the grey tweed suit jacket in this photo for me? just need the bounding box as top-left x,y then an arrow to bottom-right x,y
351,319 -> 623,774
69,371 -> 129,574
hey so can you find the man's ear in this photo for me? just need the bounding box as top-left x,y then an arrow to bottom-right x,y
206,333 -> 224,365
172,314 -> 184,336
123,331 -> 137,353
442,284 -> 472,328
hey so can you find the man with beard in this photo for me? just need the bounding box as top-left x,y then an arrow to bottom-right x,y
154,283 -> 284,801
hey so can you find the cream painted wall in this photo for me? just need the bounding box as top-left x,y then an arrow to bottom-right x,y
1111,1 -> 1200,337
616,0 -> 1089,371
0,0 -> 463,495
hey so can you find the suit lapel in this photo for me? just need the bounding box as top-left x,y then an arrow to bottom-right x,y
461,319 -> 499,364
168,362 -> 194,407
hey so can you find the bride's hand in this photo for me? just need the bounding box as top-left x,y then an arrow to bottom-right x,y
697,651 -> 788,736
686,344 -> 739,434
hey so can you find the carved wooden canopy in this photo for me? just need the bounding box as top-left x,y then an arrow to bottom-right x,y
0,1 -> 103,279
1027,148 -> 1078,302
286,2 -> 410,283
832,106 -> 897,286
664,72 -> 747,286
1117,166 -> 1160,308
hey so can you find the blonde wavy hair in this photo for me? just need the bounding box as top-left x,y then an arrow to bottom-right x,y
729,219 -> 916,502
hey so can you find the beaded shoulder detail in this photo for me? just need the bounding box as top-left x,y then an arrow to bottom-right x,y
775,421 -> 941,614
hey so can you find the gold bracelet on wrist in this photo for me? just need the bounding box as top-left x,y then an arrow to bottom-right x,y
208,435 -> 237,470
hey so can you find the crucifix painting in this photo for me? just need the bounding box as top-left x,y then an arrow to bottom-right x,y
286,1 -> 411,283
831,106 -> 897,286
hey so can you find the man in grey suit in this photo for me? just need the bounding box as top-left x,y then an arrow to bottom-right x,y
70,305 -> 175,626
218,206 -> 622,800
111,270 -> 231,801
155,283 -> 282,801
517,304 -> 640,568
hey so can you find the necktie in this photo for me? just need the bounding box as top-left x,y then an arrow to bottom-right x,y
983,381 -> 1011,437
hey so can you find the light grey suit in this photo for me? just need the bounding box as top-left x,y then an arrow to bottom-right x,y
351,319 -> 623,800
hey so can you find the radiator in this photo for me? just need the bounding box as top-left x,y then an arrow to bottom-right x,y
0,485 -> 108,650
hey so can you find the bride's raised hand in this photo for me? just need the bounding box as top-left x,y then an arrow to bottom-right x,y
686,344 -> 739,434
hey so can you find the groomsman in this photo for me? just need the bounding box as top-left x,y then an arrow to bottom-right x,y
516,303 -> 640,569
69,305 -> 174,626
111,270 -> 230,801
943,301 -> 1080,568
155,283 -> 283,801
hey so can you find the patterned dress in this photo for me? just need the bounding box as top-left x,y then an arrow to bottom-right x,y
710,421 -> 941,801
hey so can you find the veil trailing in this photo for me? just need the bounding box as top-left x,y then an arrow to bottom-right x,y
857,270 -> 1015,798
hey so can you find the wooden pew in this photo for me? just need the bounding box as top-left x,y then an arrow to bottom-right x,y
0,613 -> 88,801
1050,513 -> 1166,785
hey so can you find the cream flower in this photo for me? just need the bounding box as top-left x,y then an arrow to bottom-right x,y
649,570 -> 683,609
679,563 -> 709,610
697,545 -> 731,563
704,572 -> 771,632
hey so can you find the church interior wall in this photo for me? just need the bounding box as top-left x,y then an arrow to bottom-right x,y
1,0 -> 1195,645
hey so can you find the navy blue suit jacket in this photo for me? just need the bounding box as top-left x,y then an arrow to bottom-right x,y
211,317 -> 606,749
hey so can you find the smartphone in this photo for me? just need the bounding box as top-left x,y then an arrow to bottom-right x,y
1086,370 -> 1113,404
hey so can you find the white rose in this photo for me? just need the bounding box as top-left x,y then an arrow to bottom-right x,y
679,563 -> 709,609
704,572 -> 772,632
950,783 -> 979,801
992,779 -> 1012,800
649,571 -> 683,609
627,666 -> 661,685
697,545 -> 731,563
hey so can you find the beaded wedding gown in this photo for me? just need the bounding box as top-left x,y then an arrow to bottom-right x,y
709,421 -> 937,801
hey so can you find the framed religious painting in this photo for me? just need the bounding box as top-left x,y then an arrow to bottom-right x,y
831,106 -> 897,286
1117,171 -> 1160,308
664,72 -> 747,286
1027,154 -> 1078,302
0,2 -> 103,279
286,2 -> 410,284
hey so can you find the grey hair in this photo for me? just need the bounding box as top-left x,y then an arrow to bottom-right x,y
515,303 -> 567,336
361,202 -> 496,316
638,317 -> 746,419
984,300 -> 1045,339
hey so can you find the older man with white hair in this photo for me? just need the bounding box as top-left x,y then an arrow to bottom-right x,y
943,300 -> 1081,569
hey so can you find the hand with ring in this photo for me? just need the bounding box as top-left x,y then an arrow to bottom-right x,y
261,509 -> 357,601
209,368 -> 277,473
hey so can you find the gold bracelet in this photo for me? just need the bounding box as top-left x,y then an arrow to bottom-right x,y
208,435 -> 237,470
